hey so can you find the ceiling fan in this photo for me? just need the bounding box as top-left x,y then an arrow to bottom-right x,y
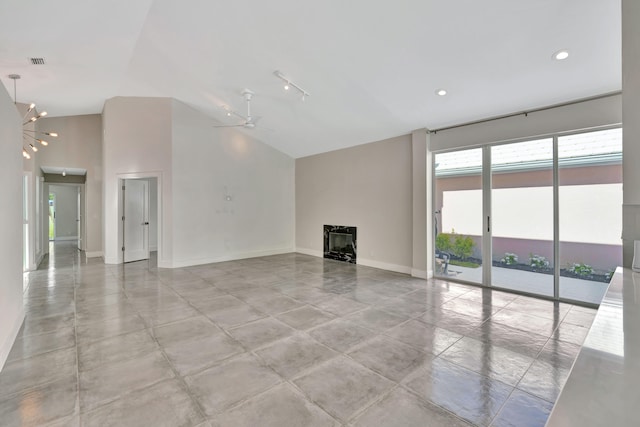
214,89 -> 261,129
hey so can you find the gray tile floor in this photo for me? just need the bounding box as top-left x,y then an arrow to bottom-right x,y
0,241 -> 597,426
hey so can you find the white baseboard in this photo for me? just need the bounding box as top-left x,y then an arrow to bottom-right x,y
168,247 -> 295,269
295,247 -> 323,258
149,246 -> 158,252
411,269 -> 428,279
0,307 -> 25,373
35,252 -> 44,267
295,248 -> 414,276
357,257 -> 412,275
104,256 -> 120,265
85,251 -> 103,259
426,269 -> 434,279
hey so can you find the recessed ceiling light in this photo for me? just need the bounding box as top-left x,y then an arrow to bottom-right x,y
436,89 -> 447,96
553,50 -> 569,60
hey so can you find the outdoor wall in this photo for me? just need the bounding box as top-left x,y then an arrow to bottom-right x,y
0,84 -> 24,371
49,184 -> 78,239
102,97 -> 173,265
296,134 -> 414,274
37,114 -> 103,256
170,99 -> 295,267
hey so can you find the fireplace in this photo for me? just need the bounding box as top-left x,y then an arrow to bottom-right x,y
324,225 -> 357,263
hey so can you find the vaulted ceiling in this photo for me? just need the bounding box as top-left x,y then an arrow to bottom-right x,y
0,0 -> 621,158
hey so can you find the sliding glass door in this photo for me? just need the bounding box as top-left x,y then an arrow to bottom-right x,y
432,127 -> 622,304
434,148 -> 483,284
558,129 -> 622,304
491,139 -> 554,297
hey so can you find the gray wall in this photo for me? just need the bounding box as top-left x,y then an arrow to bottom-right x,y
0,84 -> 24,371
296,134 -> 416,273
50,185 -> 79,239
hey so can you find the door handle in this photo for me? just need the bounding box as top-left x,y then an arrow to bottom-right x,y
143,222 -> 149,225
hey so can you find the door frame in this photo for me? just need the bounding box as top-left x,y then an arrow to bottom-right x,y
116,172 -> 162,265
430,124 -> 622,306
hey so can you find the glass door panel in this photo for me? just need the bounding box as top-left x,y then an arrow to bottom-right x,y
434,148 -> 483,284
558,129 -> 622,304
491,139 -> 554,297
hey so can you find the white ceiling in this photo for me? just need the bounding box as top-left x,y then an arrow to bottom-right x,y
0,0 -> 621,158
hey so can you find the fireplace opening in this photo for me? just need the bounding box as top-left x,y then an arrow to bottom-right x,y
324,225 -> 357,263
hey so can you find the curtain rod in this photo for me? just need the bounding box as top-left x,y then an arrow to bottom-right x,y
429,91 -> 622,134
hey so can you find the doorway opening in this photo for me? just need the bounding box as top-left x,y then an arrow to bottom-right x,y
47,184 -> 84,250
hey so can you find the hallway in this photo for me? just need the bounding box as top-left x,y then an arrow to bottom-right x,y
1,242 -> 594,426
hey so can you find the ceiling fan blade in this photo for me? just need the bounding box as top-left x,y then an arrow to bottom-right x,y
213,124 -> 245,128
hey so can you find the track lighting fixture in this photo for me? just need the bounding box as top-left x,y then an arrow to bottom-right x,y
273,70 -> 310,100
8,74 -> 59,159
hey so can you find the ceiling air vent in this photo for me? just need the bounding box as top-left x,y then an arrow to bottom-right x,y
29,57 -> 45,65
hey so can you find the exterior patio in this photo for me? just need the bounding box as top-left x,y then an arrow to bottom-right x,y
440,264 -> 608,305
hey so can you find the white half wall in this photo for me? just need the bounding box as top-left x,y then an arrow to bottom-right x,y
170,99 -> 295,267
0,83 -> 25,371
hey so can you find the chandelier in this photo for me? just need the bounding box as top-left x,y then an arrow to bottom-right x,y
8,74 -> 58,159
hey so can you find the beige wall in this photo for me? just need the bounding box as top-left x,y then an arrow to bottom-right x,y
0,84 -> 24,371
37,114 -> 103,256
296,134 -> 416,274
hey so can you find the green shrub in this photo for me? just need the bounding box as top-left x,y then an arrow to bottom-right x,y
529,254 -> 550,269
453,235 -> 474,260
569,263 -> 594,276
435,233 -> 452,253
501,253 -> 518,265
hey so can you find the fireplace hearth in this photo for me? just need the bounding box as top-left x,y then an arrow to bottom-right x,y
324,225 -> 357,263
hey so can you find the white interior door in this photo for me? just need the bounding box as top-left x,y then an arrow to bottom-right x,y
124,179 -> 150,262
76,187 -> 82,250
